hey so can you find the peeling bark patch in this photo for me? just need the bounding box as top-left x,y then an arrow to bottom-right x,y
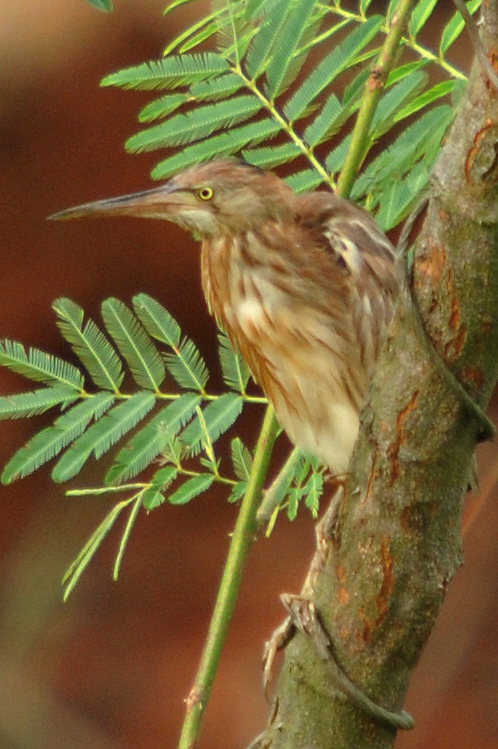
449,292 -> 461,330
443,264 -> 467,361
360,537 -> 395,643
337,565 -> 351,605
444,323 -> 467,360
361,450 -> 379,506
400,504 -> 413,534
387,391 -> 419,485
465,119 -> 498,184
416,244 -> 467,363
485,50 -> 498,92
415,242 -> 447,285
461,366 -> 485,389
375,536 -> 395,629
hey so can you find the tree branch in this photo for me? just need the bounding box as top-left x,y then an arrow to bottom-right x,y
257,3 -> 498,747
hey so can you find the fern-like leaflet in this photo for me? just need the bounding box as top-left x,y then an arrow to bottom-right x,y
100,0 -> 480,227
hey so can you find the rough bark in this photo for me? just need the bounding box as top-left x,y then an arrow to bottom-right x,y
259,4 -> 498,748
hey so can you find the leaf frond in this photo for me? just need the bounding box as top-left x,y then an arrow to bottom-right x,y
180,393 -> 243,456
53,298 -> 124,392
63,494 -> 137,600
231,437 -> 252,480
51,392 -> 157,483
0,340 -> 84,390
264,0 -> 318,99
138,93 -> 188,123
128,94 -> 262,151
101,53 -> 230,91
0,386 -> 78,420
132,293 -> 182,347
439,0 -> 482,55
101,298 -> 165,391
105,393 -> 201,484
284,15 -> 383,121
167,473 -> 215,504
217,332 -> 251,393
1,393 -> 115,484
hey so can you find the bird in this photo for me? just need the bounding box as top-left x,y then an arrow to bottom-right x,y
50,159 -> 400,477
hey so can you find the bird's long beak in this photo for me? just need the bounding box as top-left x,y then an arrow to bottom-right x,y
48,183 -> 197,221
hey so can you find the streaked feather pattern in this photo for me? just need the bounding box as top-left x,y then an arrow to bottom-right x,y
199,166 -> 400,473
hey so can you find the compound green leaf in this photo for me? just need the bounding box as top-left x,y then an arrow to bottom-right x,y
52,392 -> 157,482
101,298 -> 165,391
0,340 -> 84,390
150,119 -> 281,177
265,0 -> 317,99
167,473 -> 214,504
138,93 -> 188,122
105,393 -> 201,484
408,0 -> 439,38
53,298 -> 124,392
440,0 -> 482,55
218,332 -> 251,393
0,386 -> 77,420
230,437 -> 252,480
128,94 -> 262,151
284,16 -> 383,121
101,53 -> 229,91
180,393 -> 243,456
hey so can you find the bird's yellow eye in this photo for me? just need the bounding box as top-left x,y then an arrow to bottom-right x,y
198,186 -> 214,201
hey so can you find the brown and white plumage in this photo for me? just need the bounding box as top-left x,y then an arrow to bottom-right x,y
51,159 -> 400,475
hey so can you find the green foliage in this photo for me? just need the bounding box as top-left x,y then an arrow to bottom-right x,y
101,0 -> 478,226
0,292 -> 322,594
217,332 -> 251,394
0,340 -> 83,390
0,295 -> 278,594
101,298 -> 165,391
53,298 -> 124,392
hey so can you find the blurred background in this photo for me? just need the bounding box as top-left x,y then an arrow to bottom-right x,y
0,1 -> 497,748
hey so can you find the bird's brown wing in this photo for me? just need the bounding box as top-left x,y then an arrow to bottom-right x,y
297,192 -> 401,375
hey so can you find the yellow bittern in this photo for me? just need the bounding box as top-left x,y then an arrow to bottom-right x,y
51,159 -> 400,476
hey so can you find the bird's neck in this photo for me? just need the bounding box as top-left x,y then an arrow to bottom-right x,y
200,234 -> 243,325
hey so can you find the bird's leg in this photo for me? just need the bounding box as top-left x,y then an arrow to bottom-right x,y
281,595 -> 415,730
262,485 -> 344,690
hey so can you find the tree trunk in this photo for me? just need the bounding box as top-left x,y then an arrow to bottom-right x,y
259,4 -> 498,748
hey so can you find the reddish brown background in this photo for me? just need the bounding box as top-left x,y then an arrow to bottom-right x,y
1,2 -> 497,748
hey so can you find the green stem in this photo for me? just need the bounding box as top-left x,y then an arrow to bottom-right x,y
177,405 -> 280,749
234,63 -> 334,189
337,0 -> 419,198
65,483 -> 147,496
256,446 -> 302,529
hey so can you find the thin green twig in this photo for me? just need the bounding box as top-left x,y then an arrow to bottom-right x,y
177,405 -> 279,749
337,0 -> 419,198
256,445 -> 302,528
232,63 -> 334,189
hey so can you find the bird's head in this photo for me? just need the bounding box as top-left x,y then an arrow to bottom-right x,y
49,159 -> 296,236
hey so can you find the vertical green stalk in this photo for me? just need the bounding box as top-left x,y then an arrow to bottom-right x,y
178,405 -> 280,749
337,0 -> 419,198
